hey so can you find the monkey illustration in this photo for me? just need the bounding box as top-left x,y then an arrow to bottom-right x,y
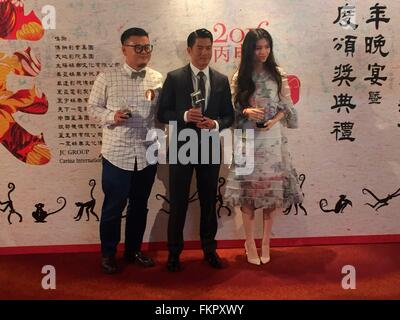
320,195 -> 352,214
156,177 -> 230,218
155,193 -> 171,215
74,179 -> 99,221
284,174 -> 307,216
362,187 -> 400,211
0,182 -> 23,224
32,197 -> 67,223
216,177 -> 231,218
156,191 -> 198,215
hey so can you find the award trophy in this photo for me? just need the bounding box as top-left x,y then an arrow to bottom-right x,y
258,103 -> 276,128
256,117 -> 266,128
190,89 -> 205,109
254,97 -> 268,128
119,97 -> 132,118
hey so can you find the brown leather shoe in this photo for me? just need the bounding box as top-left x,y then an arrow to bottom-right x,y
124,251 -> 155,267
204,251 -> 223,269
101,256 -> 120,274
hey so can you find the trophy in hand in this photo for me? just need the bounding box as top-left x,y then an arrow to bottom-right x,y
190,89 -> 205,110
119,97 -> 132,118
254,97 -> 267,128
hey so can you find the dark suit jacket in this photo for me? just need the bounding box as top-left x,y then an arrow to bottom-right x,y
157,64 -> 234,133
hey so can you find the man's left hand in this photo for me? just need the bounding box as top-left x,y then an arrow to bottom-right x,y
196,117 -> 216,129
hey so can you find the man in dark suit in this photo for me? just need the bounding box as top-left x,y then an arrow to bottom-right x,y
157,28 -> 234,272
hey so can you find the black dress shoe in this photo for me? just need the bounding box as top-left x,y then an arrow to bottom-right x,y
167,254 -> 181,272
204,252 -> 223,269
101,256 -> 119,274
124,251 -> 155,267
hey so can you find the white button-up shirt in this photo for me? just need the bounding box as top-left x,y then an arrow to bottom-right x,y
184,63 -> 219,130
190,63 -> 211,109
88,63 -> 163,171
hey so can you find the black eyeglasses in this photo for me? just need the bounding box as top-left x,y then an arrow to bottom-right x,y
123,44 -> 153,54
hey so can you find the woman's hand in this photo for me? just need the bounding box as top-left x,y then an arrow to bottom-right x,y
259,119 -> 276,131
258,111 -> 285,131
243,107 -> 265,121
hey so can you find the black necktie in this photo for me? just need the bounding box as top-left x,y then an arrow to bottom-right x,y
131,70 -> 146,79
198,71 -> 206,111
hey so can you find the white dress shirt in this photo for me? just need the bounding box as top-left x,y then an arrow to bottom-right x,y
184,63 -> 219,130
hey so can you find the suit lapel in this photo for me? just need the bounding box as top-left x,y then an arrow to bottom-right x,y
184,64 -> 195,96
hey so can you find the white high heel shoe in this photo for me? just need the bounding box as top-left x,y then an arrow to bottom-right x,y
244,241 -> 261,265
260,241 -> 270,264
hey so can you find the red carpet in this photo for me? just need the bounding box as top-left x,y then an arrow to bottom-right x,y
0,243 -> 399,300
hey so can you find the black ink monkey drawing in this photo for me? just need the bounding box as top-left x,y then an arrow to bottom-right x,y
283,174 -> 307,215
320,195 -> 352,213
74,179 -> 99,221
362,187 -> 400,211
32,197 -> 67,223
0,183 -> 23,224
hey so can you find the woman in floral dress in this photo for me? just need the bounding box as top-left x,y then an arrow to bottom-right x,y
224,28 -> 303,265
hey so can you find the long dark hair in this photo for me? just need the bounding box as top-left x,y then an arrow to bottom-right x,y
235,28 -> 282,107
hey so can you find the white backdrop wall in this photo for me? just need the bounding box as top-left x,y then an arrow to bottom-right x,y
0,0 -> 399,250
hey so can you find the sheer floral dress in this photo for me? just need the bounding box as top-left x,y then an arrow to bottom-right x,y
224,69 -> 304,210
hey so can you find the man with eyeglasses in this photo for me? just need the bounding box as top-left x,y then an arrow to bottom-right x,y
88,27 -> 162,274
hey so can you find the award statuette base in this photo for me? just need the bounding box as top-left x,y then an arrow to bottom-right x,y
121,109 -> 132,118
256,121 -> 266,128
